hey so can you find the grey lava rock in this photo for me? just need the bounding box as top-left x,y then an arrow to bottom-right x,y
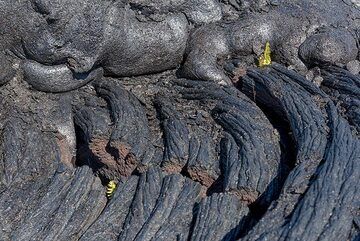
299,28 -> 358,67
346,60 -> 360,75
0,0 -> 359,240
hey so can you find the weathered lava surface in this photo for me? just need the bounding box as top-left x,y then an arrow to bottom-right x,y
0,0 -> 359,240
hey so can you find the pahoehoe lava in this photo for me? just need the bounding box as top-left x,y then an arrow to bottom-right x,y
0,0 -> 359,240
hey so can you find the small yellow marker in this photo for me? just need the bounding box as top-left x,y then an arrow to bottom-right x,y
258,41 -> 272,67
106,180 -> 117,199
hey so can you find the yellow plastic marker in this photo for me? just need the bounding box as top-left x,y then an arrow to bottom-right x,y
106,180 -> 117,198
258,41 -> 272,67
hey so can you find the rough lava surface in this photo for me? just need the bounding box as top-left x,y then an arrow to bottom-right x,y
0,0 -> 359,241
